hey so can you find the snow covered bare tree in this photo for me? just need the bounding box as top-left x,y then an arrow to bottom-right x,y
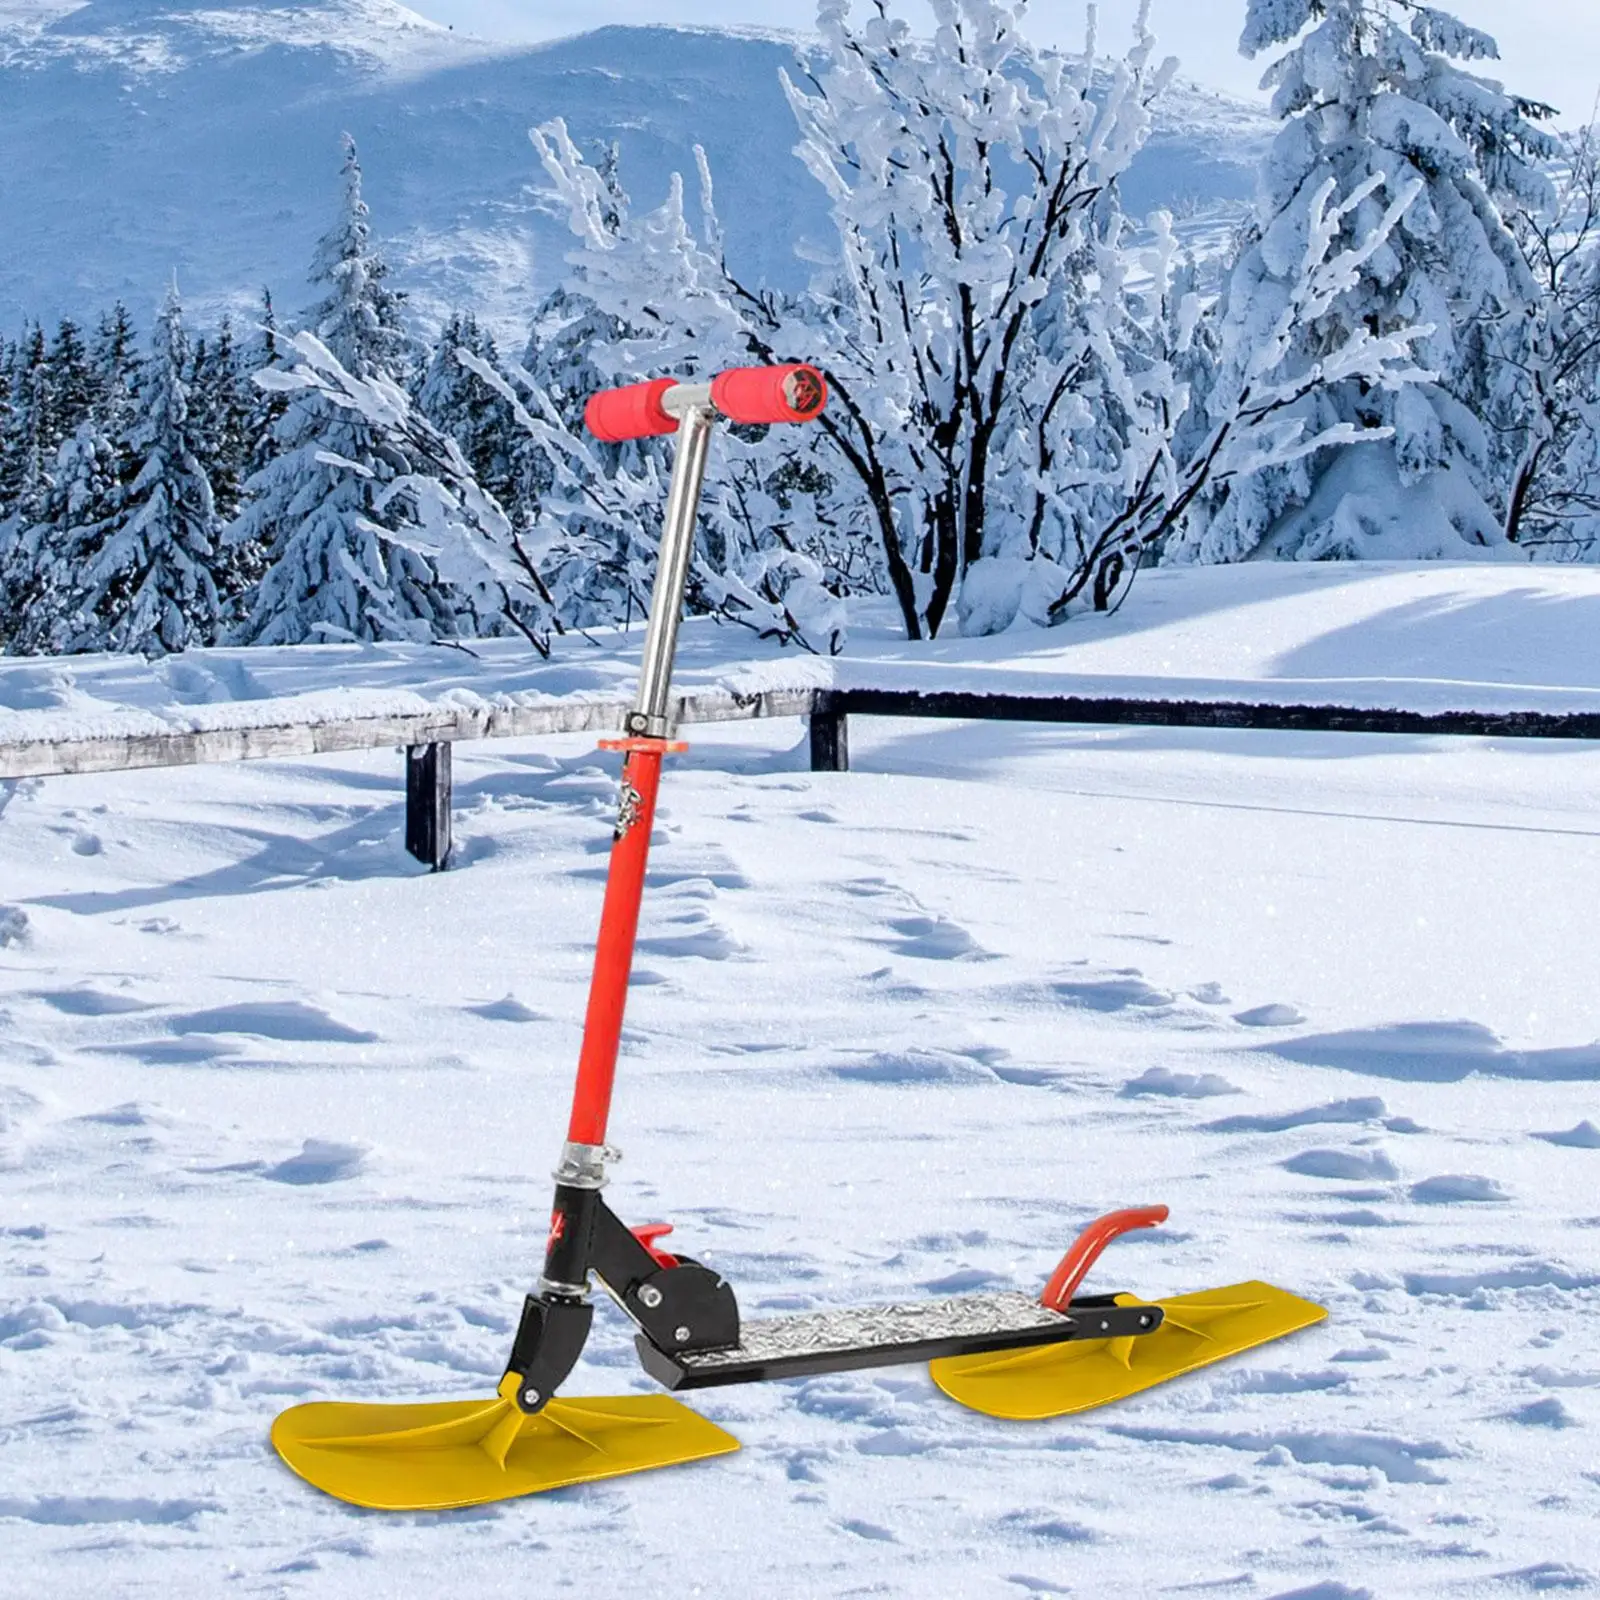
537,0 -> 1180,638
513,124 -> 853,648
1495,125 -> 1600,553
1064,177 -> 1432,609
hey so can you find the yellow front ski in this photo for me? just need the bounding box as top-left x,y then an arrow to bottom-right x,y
930,1280 -> 1327,1421
272,1375 -> 738,1510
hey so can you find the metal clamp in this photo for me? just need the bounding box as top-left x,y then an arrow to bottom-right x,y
552,1140 -> 619,1190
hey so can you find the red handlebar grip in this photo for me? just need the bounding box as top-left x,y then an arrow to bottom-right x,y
584,378 -> 679,443
711,363 -> 828,426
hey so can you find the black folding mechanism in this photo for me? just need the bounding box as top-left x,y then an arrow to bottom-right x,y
503,1194 -> 1165,1409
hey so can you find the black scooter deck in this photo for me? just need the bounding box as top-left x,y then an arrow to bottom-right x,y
636,1290 -> 1163,1389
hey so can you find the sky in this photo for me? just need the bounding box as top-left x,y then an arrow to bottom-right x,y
408,0 -> 1600,125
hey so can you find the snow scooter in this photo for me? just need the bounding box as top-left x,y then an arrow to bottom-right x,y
272,363 -> 1326,1511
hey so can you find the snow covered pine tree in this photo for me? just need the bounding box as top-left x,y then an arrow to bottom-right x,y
1181,0 -> 1557,562
414,311 -> 524,521
230,135 -> 458,644
0,304 -> 145,651
259,329 -> 566,651
51,282 -> 224,654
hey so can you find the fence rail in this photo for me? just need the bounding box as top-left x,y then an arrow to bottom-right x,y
4,681 -> 1595,872
821,688 -> 1600,743
0,687 -> 818,782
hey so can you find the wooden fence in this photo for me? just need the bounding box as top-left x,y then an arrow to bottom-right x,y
4,684 -> 1597,871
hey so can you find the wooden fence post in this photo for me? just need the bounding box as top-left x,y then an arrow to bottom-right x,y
808,700 -> 849,773
405,741 -> 452,870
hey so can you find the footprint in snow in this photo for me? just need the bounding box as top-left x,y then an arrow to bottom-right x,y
1265,1586 -> 1374,1600
1122,1067 -> 1239,1099
37,988 -> 151,1017
1497,1397 -> 1580,1429
168,1001 -> 376,1044
996,1508 -> 1097,1544
839,1518 -> 898,1542
840,875 -> 895,897
75,1102 -> 160,1128
1233,1002 -> 1306,1027
1535,1121 -> 1600,1149
1322,1209 -> 1402,1228
883,914 -> 988,960
1407,1174 -> 1509,1204
833,1048 -> 996,1085
1259,1019 -> 1600,1084
637,912 -> 742,960
103,1036 -> 243,1066
263,1139 -> 367,1186
1108,1422 -> 1451,1483
1052,973 -> 1173,1012
1206,1097 -> 1387,1134
1211,1366 -> 1349,1396
1282,1148 -> 1399,1181
1402,1263 -> 1598,1296
1518,1364 -> 1600,1388
465,995 -> 543,1023
1495,1564 -> 1597,1592
0,1494 -> 218,1527
921,1266 -> 1009,1293
271,1534 -> 377,1574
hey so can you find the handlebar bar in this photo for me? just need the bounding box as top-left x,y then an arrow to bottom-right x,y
584,364 -> 828,442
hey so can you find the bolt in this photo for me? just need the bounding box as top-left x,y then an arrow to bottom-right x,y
674,1325 -> 692,1343
521,1387 -> 541,1408
1099,1319 -> 1111,1332
638,1284 -> 663,1309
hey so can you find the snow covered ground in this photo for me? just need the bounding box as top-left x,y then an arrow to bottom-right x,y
4,565 -> 1600,1596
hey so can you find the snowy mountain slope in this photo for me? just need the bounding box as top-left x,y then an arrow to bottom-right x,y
0,0 -> 1275,337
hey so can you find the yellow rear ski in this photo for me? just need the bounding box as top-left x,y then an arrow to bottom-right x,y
929,1281 -> 1326,1421
272,1374 -> 739,1510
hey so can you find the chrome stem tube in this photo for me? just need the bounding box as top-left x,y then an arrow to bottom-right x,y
627,401 -> 716,738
